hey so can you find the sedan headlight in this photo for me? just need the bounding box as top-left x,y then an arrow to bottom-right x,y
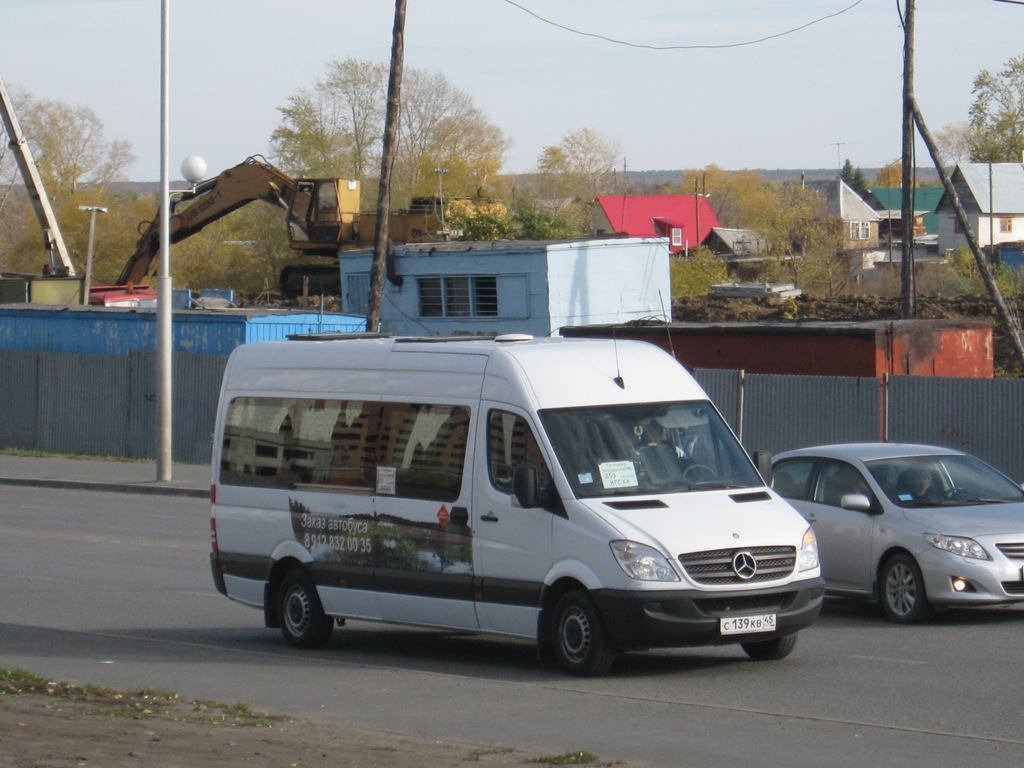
797,526 -> 819,572
925,534 -> 991,561
610,540 -> 680,581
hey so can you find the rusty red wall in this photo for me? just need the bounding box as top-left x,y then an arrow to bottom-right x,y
561,324 -> 994,378
889,327 -> 993,377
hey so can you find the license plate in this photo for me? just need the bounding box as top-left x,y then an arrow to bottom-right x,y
720,613 -> 777,635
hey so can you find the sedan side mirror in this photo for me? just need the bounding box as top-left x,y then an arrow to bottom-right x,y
841,493 -> 877,513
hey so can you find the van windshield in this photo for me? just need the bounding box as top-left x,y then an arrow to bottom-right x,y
541,401 -> 762,499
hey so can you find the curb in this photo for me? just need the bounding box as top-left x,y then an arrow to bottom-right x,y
0,476 -> 209,499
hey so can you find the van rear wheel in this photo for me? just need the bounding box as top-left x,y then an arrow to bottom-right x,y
279,569 -> 333,649
550,591 -> 616,676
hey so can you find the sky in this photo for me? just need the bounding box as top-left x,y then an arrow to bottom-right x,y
3,0 -> 1024,183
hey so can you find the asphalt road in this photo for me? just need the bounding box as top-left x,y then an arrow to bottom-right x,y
3,483 -> 1024,767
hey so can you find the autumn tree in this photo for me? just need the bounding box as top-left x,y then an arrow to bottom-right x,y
535,127 -> 619,202
271,58 -> 388,191
271,59 -> 509,210
937,54 -> 1024,163
17,95 -> 134,194
875,160 -> 902,187
760,184 -> 848,298
679,165 -> 773,230
0,87 -> 135,277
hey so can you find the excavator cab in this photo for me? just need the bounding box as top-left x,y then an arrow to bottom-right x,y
288,178 -> 361,255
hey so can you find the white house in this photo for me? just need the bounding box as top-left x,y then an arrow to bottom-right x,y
937,163 -> 1024,255
338,238 -> 671,337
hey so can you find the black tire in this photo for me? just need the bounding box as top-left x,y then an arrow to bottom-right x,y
880,554 -> 933,624
278,568 -> 333,649
550,591 -> 616,676
741,634 -> 797,661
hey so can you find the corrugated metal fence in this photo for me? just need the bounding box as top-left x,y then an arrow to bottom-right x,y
695,369 -> 1024,481
1,350 -> 226,465
2,349 -> 1022,481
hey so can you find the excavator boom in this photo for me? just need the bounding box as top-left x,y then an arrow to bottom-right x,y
110,156 -> 360,289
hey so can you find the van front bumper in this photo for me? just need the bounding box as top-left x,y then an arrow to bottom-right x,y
591,577 -> 825,651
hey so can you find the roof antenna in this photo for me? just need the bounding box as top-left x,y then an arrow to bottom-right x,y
612,327 -> 625,389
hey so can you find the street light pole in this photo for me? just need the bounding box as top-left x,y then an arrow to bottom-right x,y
78,205 -> 107,304
156,0 -> 172,481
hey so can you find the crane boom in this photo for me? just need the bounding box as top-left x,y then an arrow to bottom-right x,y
0,74 -> 75,276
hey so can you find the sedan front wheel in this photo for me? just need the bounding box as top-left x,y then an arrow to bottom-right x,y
880,554 -> 933,624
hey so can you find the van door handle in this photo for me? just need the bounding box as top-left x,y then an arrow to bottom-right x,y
481,512 -> 499,522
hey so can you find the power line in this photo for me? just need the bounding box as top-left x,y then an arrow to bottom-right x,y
501,0 -> 866,50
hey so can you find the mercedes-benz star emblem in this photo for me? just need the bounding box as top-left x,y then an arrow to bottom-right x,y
732,551 -> 757,580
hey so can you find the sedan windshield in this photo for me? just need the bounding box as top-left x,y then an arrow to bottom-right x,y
541,401 -> 763,499
865,454 -> 1024,508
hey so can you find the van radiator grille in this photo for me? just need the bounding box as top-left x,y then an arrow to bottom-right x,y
996,542 -> 1024,559
678,546 -> 796,585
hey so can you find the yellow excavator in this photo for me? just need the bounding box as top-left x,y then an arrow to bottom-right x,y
89,156 -> 364,304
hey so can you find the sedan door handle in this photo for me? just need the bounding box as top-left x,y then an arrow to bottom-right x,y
480,512 -> 499,522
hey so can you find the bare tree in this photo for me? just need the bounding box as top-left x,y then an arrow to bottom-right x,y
18,96 -> 134,194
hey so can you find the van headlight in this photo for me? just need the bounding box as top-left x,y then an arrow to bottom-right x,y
610,540 -> 680,582
925,534 -> 991,560
797,527 -> 819,572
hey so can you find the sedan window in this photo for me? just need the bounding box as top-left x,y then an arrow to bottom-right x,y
813,461 -> 872,508
867,454 -> 1024,508
772,458 -> 814,499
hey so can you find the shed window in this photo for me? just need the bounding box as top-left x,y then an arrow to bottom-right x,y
418,276 -> 500,318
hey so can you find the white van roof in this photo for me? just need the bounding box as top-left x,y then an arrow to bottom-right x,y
221,335 -> 709,408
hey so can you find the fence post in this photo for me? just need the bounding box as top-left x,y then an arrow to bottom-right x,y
736,369 -> 746,442
881,373 -> 890,442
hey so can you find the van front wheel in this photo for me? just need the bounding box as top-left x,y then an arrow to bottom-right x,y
741,634 -> 797,661
279,569 -> 333,649
550,591 -> 616,676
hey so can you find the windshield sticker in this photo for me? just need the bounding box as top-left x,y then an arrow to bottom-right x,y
599,460 -> 639,489
897,493 -> 914,502
578,471 -> 594,485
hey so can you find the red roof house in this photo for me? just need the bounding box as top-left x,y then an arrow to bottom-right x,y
593,195 -> 719,254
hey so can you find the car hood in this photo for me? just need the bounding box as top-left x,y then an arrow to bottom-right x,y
588,489 -> 809,556
903,501 -> 1024,537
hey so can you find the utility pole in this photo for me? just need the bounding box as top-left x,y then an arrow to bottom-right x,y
367,0 -> 406,333
900,0 -> 916,318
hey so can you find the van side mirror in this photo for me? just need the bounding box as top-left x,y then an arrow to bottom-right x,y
512,464 -> 539,508
753,451 -> 773,486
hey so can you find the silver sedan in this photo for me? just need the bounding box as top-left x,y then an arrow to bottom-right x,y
771,443 -> 1024,623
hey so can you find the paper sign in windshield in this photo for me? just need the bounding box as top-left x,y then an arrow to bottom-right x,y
599,460 -> 639,489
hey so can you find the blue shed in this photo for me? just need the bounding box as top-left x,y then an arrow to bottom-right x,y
0,304 -> 369,355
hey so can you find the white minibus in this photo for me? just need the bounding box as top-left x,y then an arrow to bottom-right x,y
210,334 -> 823,675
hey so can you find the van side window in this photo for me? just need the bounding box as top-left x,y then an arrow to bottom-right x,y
220,397 -> 469,501
487,410 -> 553,496
378,403 -> 469,501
